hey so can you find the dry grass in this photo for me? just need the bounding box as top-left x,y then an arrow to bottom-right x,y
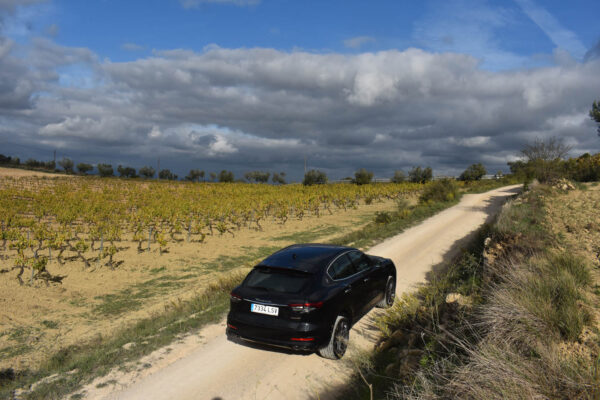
357,184 -> 600,400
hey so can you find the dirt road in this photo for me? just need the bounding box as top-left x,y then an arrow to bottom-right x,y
85,185 -> 520,400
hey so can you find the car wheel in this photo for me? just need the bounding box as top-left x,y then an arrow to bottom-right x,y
317,315 -> 350,360
376,277 -> 395,308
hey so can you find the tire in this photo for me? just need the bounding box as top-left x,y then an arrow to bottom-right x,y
376,276 -> 395,308
317,315 -> 350,360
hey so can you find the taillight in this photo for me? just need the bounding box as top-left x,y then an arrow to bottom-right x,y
291,337 -> 314,341
289,302 -> 323,313
227,323 -> 237,330
230,292 -> 242,303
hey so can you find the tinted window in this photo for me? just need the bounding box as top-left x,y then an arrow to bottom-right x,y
328,254 -> 357,280
348,251 -> 371,272
244,267 -> 311,293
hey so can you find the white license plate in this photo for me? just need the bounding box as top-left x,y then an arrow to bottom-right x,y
251,303 -> 279,316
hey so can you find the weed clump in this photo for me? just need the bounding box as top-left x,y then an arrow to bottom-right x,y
419,179 -> 459,204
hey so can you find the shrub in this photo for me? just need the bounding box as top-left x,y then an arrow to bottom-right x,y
303,169 -> 327,186
419,178 -> 458,204
353,168 -> 374,185
76,163 -> 93,174
391,170 -> 406,183
58,157 -> 74,173
97,163 -> 114,177
409,166 -> 433,183
139,166 -> 155,179
117,165 -> 137,178
218,170 -> 234,183
459,163 -> 486,181
374,211 -> 392,224
159,169 -> 178,180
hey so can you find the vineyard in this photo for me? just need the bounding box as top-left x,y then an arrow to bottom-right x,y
0,175 -> 422,285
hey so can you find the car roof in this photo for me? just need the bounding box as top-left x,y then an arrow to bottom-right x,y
257,243 -> 357,274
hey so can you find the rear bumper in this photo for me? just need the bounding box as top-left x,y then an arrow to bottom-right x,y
226,314 -> 328,351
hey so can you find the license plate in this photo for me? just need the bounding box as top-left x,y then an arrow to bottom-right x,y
251,303 -> 279,316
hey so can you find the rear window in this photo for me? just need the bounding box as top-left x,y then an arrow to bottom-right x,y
243,267 -> 312,294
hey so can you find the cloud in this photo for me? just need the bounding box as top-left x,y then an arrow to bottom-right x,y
0,30 -> 599,180
0,0 -> 45,13
121,42 -> 144,51
180,0 -> 260,9
343,36 -> 375,49
514,0 -> 587,60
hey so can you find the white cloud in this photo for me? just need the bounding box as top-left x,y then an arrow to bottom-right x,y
180,0 -> 259,9
343,36 -> 375,49
514,0 -> 587,60
121,42 -> 144,51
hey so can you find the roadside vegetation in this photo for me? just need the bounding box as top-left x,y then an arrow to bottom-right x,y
344,181 -> 600,400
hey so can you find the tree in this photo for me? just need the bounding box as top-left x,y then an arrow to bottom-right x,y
272,172 -> 286,184
77,163 -> 93,175
391,170 -> 406,183
218,170 -> 234,182
209,172 -> 217,182
139,166 -> 155,179
0,154 -> 11,164
303,169 -> 327,186
459,163 -> 486,181
244,171 -> 270,183
519,137 -> 572,183
117,165 -> 137,178
159,169 -> 177,180
58,157 -> 74,173
353,168 -> 373,185
185,169 -> 204,182
590,100 -> 600,136
97,163 -> 114,177
408,166 -> 433,183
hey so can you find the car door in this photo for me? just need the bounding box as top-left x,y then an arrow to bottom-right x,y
347,251 -> 379,312
327,252 -> 369,320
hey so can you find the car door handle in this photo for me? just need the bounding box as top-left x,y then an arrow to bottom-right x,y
344,286 -> 352,294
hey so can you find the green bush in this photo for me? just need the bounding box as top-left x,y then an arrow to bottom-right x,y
419,178 -> 459,204
302,169 -> 327,186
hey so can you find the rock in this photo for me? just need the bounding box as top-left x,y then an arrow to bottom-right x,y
122,342 -> 136,350
445,293 -> 472,306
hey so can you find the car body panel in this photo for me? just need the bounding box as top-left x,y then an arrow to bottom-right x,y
227,244 -> 396,353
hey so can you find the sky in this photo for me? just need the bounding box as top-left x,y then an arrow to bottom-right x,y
1,0 -> 599,181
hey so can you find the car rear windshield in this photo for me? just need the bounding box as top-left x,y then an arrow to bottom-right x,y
243,267 -> 312,294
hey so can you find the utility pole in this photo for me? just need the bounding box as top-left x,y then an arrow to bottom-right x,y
157,158 -> 160,180
53,150 -> 56,165
304,156 -> 307,174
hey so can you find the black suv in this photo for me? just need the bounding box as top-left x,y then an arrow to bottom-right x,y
226,244 -> 396,359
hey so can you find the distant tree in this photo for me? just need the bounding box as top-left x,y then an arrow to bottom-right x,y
117,165 -> 137,178
77,163 -> 93,175
58,157 -> 74,173
459,163 -> 486,181
0,154 -> 11,164
97,163 -> 114,177
45,160 -> 55,170
25,158 -> 43,168
303,169 -> 327,186
139,166 -> 156,179
353,168 -> 373,185
272,172 -> 286,185
391,170 -> 406,183
185,169 -> 204,182
519,137 -> 572,183
590,100 -> 600,136
244,171 -> 270,183
218,170 -> 234,182
12,157 -> 20,165
159,169 -> 177,180
408,166 -> 433,183
209,172 -> 217,182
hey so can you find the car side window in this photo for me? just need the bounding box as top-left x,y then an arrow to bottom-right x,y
347,251 -> 371,272
328,254 -> 357,280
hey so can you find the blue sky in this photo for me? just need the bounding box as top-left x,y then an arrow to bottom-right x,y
1,0 -> 599,180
